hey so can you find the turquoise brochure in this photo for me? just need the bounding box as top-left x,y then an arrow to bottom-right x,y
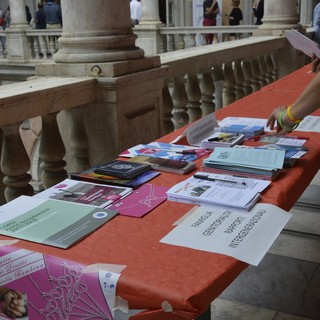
0,195 -> 118,249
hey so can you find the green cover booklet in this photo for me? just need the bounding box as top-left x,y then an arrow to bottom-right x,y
0,195 -> 118,249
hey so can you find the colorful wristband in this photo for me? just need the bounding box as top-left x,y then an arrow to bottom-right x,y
286,105 -> 303,123
278,110 -> 299,130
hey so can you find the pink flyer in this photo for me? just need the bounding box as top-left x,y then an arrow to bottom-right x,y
110,183 -> 168,217
0,245 -> 119,319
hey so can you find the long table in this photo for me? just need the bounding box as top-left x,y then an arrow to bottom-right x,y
1,65 -> 320,320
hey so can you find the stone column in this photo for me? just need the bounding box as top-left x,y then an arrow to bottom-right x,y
6,0 -> 31,62
299,0 -> 314,28
54,0 -> 144,63
256,0 -> 299,36
140,0 -> 162,24
134,0 -> 163,55
9,0 -> 28,26
37,0 -> 166,173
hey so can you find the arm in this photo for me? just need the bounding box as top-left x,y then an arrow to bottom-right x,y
267,71 -> 320,134
205,0 -> 218,15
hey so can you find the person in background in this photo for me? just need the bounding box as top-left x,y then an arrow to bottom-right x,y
202,0 -> 220,45
226,0 -> 243,40
252,0 -> 264,25
35,2 -> 46,29
25,5 -> 32,25
44,0 -> 62,29
130,0 -> 141,27
313,1 -> 320,45
266,56 -> 320,134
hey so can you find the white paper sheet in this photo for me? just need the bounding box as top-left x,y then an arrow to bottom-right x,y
160,203 -> 292,266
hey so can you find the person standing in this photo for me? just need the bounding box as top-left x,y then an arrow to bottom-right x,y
35,3 -> 46,29
226,0 -> 243,40
44,0 -> 62,29
202,0 -> 220,45
252,0 -> 264,25
130,0 -> 141,27
313,1 -> 320,44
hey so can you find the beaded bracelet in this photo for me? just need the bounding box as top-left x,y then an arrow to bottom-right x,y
278,110 -> 298,130
286,104 -> 303,123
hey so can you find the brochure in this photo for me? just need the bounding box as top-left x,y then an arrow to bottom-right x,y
34,178 -> 132,208
0,195 -> 118,249
119,142 -> 210,162
109,183 -> 169,217
166,173 -> 270,211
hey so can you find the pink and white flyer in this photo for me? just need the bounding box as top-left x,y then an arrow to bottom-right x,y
0,245 -> 120,319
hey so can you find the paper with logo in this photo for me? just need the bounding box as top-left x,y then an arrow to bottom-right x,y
0,245 -> 121,319
109,183 -> 169,217
0,195 -> 118,249
34,178 -> 132,208
170,113 -> 218,146
160,203 -> 292,266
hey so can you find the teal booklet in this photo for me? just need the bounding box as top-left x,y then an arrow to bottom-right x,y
0,195 -> 118,249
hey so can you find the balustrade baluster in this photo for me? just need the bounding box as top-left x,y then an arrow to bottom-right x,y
258,55 -> 269,85
234,59 -> 245,100
242,59 -> 259,92
186,73 -> 202,121
223,62 -> 236,107
33,36 -> 41,59
200,69 -> 215,114
40,113 -> 67,189
162,81 -> 174,134
40,35 -> 49,59
212,65 -> 224,110
1,124 -> 33,202
65,108 -> 90,172
171,76 -> 189,130
48,36 -> 57,57
168,34 -> 175,51
271,52 -> 279,81
178,34 -> 185,50
265,53 -> 275,83
250,58 -> 264,89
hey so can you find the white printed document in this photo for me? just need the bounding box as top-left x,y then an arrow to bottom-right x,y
160,203 -> 292,266
166,173 -> 270,211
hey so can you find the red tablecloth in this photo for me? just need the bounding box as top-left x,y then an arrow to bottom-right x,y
1,65 -> 320,320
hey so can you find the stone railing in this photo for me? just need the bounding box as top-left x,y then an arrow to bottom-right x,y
0,32 -> 310,204
158,25 -> 258,52
0,29 -> 62,60
158,35 -> 307,133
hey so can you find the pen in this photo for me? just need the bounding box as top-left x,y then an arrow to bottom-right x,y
193,173 -> 246,185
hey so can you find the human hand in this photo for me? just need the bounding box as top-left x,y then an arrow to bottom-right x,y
311,54 -> 320,73
266,106 -> 296,134
4,290 -> 27,318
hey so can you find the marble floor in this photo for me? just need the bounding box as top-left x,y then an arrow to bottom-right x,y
209,170 -> 320,320
211,298 -> 312,320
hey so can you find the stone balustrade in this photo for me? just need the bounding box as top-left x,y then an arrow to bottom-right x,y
0,32 -> 310,204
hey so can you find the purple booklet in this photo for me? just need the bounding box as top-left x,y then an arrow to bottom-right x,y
109,183 -> 168,217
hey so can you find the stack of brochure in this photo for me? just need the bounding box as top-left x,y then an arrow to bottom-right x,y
202,147 -> 285,180
166,173 -> 271,211
200,132 -> 245,149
